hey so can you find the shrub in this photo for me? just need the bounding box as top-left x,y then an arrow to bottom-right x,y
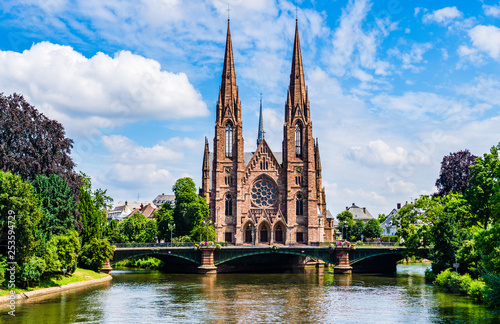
483,273 -> 500,310
381,235 -> 399,243
468,279 -> 486,301
425,268 -> 437,283
79,238 -> 114,272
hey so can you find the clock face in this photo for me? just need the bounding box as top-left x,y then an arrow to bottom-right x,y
296,167 -> 302,174
225,167 -> 232,174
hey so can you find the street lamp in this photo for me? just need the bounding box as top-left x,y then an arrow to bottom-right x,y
204,219 -> 212,243
251,224 -> 255,247
342,221 -> 346,240
169,223 -> 175,245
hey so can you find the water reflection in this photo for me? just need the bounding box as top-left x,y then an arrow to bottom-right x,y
1,264 -> 499,324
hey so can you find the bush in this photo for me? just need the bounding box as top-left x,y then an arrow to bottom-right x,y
381,235 -> 399,243
434,268 -> 489,304
468,279 -> 486,301
483,273 -> 500,310
425,268 -> 437,283
116,257 -> 163,270
79,238 -> 114,272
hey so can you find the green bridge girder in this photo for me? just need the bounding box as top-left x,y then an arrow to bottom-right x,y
112,247 -> 201,265
112,245 -> 427,269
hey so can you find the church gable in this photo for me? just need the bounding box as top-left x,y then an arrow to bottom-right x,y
242,139 -> 281,185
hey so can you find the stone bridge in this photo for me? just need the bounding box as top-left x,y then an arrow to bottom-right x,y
109,244 -> 427,274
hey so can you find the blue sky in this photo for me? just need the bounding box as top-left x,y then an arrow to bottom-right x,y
1,0 -> 500,216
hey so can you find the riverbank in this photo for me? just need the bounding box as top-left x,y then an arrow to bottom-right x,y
0,268 -> 111,303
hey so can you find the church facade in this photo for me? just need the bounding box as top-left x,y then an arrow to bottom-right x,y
201,20 -> 327,245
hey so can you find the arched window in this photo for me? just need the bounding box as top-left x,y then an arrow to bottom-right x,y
225,194 -> 232,216
295,123 -> 302,157
225,122 -> 233,158
296,193 -> 304,216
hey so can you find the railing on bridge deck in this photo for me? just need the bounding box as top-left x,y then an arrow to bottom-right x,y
113,242 -> 229,248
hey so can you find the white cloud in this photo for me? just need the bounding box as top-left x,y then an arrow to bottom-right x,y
390,42 -> 432,71
468,25 -> 500,60
328,0 -> 392,78
0,42 -> 208,137
101,163 -> 173,186
483,4 -> 500,18
423,6 -> 463,25
385,177 -> 417,194
346,139 -> 410,167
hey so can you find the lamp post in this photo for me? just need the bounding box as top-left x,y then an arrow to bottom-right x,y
342,221 -> 346,240
204,219 -> 211,243
345,224 -> 349,241
216,207 -> 220,243
251,224 -> 255,247
169,223 -> 175,245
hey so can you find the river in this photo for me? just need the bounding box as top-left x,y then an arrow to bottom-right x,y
1,264 -> 499,323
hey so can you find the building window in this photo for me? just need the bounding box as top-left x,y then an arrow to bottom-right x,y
225,123 -> 233,158
225,194 -> 232,216
296,232 -> 304,243
295,123 -> 302,157
225,232 -> 233,243
296,193 -> 304,216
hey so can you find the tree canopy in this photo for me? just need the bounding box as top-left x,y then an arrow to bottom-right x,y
0,93 -> 80,197
435,149 -> 477,196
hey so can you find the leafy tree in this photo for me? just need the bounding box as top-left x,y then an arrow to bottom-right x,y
350,220 -> 365,241
393,198 -> 432,251
0,171 -> 43,267
429,193 -> 470,274
155,202 -> 175,242
19,256 -> 46,287
336,210 -> 354,240
474,222 -> 500,275
78,188 -> 104,245
363,219 -> 382,239
105,219 -> 125,243
435,149 -> 477,196
33,174 -> 76,237
466,143 -> 500,229
377,213 -> 387,223
0,93 -> 80,198
118,212 -> 157,243
79,238 -> 114,272
48,230 -> 80,274
172,177 -> 211,240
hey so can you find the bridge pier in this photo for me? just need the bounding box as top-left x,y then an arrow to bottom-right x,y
198,247 -> 217,274
333,247 -> 353,274
100,258 -> 113,274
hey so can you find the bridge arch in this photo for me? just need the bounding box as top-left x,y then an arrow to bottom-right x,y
112,248 -> 201,268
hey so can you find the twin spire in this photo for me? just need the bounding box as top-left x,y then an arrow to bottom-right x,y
219,19 -> 307,146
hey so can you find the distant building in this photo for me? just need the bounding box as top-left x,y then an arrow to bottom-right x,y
324,210 -> 341,242
381,203 -> 401,236
153,194 -> 175,208
107,200 -> 156,221
347,203 -> 374,223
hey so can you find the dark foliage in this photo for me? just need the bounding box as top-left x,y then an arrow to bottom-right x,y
0,93 -> 81,202
435,149 -> 477,196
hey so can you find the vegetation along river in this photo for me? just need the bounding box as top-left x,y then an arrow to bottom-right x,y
1,264 -> 499,323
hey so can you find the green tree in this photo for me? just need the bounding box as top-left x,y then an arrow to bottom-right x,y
172,177 -> 212,241
377,213 -> 387,223
48,230 -> 80,274
78,188 -> 104,245
154,202 -> 175,242
474,222 -> 500,275
79,238 -> 114,272
363,219 -> 382,239
33,173 -> 76,237
466,143 -> 500,229
0,171 -> 43,268
429,193 -> 470,274
118,212 -> 157,243
336,210 -> 354,240
393,198 -> 432,251
351,220 -> 365,241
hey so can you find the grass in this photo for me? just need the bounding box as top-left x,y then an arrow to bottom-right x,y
0,268 -> 109,297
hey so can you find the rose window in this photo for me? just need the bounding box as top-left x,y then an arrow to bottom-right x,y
251,177 -> 277,208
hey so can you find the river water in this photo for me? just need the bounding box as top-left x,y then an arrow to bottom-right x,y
1,264 -> 499,323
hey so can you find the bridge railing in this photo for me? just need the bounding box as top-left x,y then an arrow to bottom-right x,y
113,242 -> 196,248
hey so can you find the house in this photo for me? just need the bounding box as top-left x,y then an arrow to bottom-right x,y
153,194 -> 175,208
324,210 -> 341,241
381,203 -> 401,236
107,200 -> 155,221
347,203 -> 374,223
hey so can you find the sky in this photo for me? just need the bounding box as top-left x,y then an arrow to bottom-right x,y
1,0 -> 500,216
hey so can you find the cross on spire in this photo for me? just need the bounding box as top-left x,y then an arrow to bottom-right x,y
227,2 -> 231,21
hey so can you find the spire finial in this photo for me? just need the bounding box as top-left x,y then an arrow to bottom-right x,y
295,5 -> 298,21
257,94 -> 265,147
227,2 -> 231,21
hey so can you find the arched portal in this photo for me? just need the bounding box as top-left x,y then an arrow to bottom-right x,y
244,224 -> 254,243
275,225 -> 284,243
259,225 -> 269,243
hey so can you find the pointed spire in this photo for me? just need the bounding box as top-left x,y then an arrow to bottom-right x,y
203,137 -> 210,175
288,20 -> 307,109
315,138 -> 322,174
218,19 -> 239,120
257,94 -> 264,146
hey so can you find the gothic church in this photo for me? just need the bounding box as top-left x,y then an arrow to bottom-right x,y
201,20 -> 327,245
